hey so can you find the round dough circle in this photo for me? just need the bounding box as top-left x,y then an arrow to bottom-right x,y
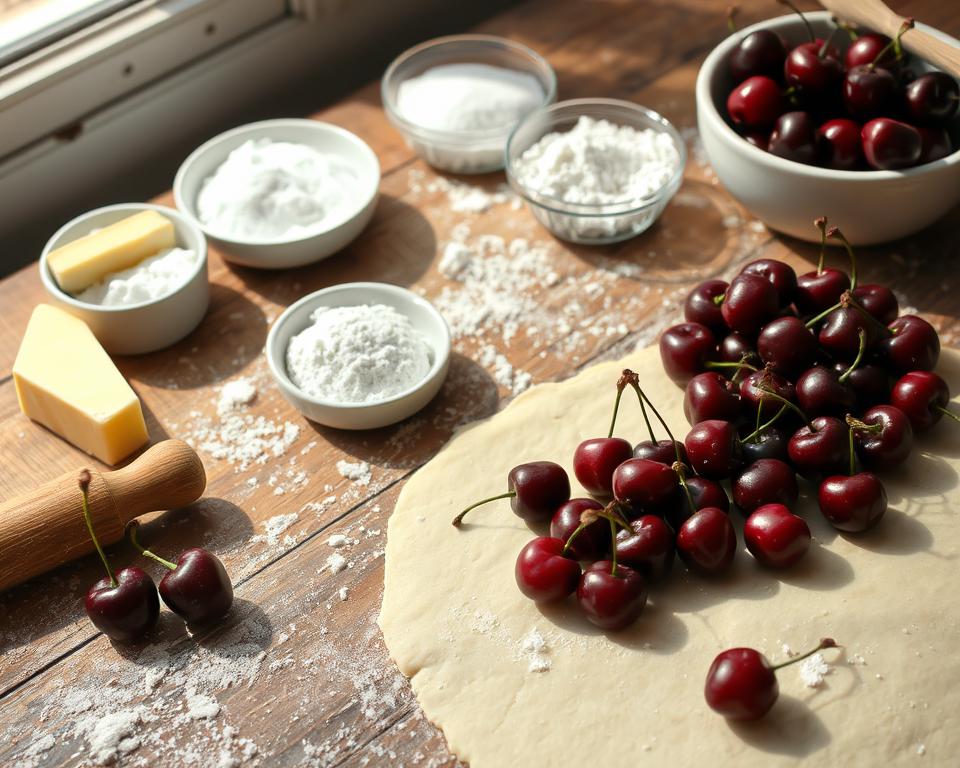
380,346 -> 960,766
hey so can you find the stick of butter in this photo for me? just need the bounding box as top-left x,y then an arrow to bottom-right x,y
47,210 -> 176,293
13,305 -> 149,465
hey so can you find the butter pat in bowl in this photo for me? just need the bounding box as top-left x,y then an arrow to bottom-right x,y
266,283 -> 451,430
39,203 -> 209,355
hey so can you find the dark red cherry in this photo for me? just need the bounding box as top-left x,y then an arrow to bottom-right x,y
843,66 -> 897,120
796,366 -> 856,418
721,273 -> 780,336
685,420 -> 742,480
890,370 -> 951,431
817,118 -> 863,170
852,405 -> 914,471
573,438 -> 633,498
729,29 -> 787,82
455,461 -> 571,526
739,369 -> 795,421
852,284 -> 898,325
613,458 -> 679,516
732,459 -> 798,513
727,76 -> 785,130
917,126 -> 953,164
85,567 -> 160,643
550,498 -> 607,561
818,473 -> 886,532
741,259 -> 797,307
633,439 -> 688,466
788,416 -> 849,476
743,131 -> 771,151
705,647 -> 778,720
576,561 -> 647,630
660,322 -> 717,386
615,515 -> 675,581
743,503 -> 811,568
768,111 -> 818,165
757,316 -> 817,378
818,307 -> 875,362
845,33 -> 895,70
862,118 -> 922,170
834,362 -> 890,410
515,537 -> 581,602
158,549 -> 233,625
668,476 -> 731,531
676,507 -> 736,574
684,279 -> 729,333
684,372 -> 741,425
719,332 -> 759,366
879,315 -> 940,373
795,268 -> 849,315
904,72 -> 959,126
740,427 -> 789,464
784,41 -> 843,95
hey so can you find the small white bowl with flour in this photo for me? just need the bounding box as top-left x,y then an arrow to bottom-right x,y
173,119 -> 380,269
383,35 -> 556,174
506,99 -> 687,244
266,282 -> 450,430
39,203 -> 208,354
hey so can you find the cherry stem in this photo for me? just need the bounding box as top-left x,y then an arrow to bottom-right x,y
713,293 -> 726,306
609,384 -> 626,439
729,354 -> 755,385
561,519 -> 590,557
609,518 -> 619,577
617,370 -> 655,442
838,329 -> 867,383
741,404 -> 789,443
79,470 -> 116,588
814,216 -> 828,274
758,386 -> 812,430
452,490 -> 515,527
127,521 -> 177,571
804,299 -> 843,329
628,375 -> 684,467
843,292 -> 894,338
704,360 -> 758,373
770,638 -> 839,671
937,406 -> 960,423
778,0 -> 814,42
726,5 -> 739,33
818,26 -> 840,59
673,461 -> 697,516
846,419 -> 858,476
833,17 -> 858,41
846,414 -> 883,434
827,226 -> 857,291
872,18 -> 914,67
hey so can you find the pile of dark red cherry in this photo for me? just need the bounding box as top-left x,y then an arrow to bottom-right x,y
724,3 -> 958,169
454,216 -> 956,720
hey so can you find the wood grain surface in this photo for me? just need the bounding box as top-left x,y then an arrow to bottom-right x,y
0,0 -> 957,765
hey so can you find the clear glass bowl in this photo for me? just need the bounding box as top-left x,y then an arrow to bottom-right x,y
382,35 -> 557,174
505,98 -> 687,244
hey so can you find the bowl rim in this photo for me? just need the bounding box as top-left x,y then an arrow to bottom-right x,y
266,281 -> 452,412
381,33 -> 558,143
172,118 -> 381,247
697,10 -> 960,180
504,97 -> 688,216
38,202 -> 208,314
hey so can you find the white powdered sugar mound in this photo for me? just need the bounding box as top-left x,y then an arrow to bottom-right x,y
217,378 -> 258,414
799,653 -> 832,688
512,116 -> 680,206
520,629 -> 551,673
337,460 -> 371,486
85,708 -> 145,765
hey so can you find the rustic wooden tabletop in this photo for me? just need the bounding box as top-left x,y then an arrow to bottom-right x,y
0,0 -> 957,765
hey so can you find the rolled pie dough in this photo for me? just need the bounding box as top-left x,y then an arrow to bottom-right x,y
380,345 -> 960,767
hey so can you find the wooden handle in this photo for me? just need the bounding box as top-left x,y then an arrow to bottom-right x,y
820,0 -> 960,78
0,440 -> 206,592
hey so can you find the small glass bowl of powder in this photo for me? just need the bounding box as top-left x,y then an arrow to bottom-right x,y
383,35 -> 556,174
506,98 -> 687,244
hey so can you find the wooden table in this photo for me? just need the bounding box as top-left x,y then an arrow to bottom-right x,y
1,1 -> 957,765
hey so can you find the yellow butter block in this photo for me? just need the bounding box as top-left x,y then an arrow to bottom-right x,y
13,305 -> 149,465
47,210 -> 176,293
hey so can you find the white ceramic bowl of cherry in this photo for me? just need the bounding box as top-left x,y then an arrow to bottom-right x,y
696,11 -> 960,245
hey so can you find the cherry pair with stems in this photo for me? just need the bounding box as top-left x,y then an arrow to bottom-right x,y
80,471 -> 233,643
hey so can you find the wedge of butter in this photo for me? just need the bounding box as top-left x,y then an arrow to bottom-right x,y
13,305 -> 149,465
47,210 -> 176,293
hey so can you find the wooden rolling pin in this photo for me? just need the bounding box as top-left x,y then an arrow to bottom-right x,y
0,440 -> 206,592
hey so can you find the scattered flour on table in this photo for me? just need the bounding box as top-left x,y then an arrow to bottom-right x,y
799,653 -> 832,688
255,512 -> 300,547
336,460 -> 371,486
217,378 -> 258,413
409,169 -> 519,213
326,553 -> 349,574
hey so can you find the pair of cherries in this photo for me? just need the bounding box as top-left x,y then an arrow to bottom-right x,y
80,471 -> 233,643
725,2 -> 958,170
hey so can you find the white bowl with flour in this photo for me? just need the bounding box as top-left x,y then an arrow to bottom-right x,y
266,282 -> 451,430
173,119 -> 380,269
